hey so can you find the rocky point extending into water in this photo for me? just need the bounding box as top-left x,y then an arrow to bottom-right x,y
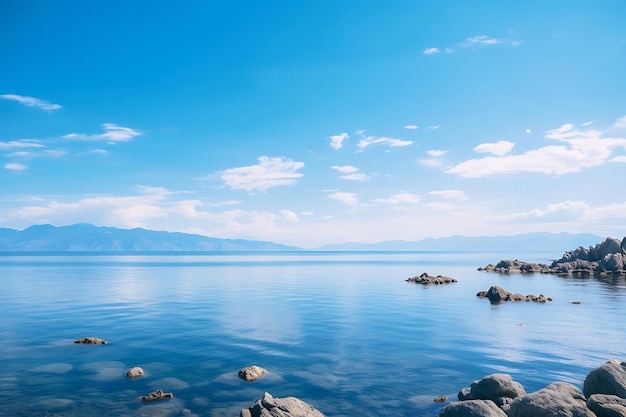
440,359 -> 626,417
479,237 -> 626,275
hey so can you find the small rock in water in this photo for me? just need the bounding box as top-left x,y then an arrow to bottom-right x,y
127,366 -> 145,378
141,389 -> 173,402
405,272 -> 457,285
238,365 -> 267,382
434,395 -> 448,402
74,337 -> 107,344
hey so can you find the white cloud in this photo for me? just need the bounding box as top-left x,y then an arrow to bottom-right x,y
373,192 -> 420,205
329,132 -> 349,150
427,150 -> 447,157
331,165 -> 359,174
611,156 -> 626,163
428,125 -> 440,130
473,140 -> 514,156
423,48 -> 440,55
1,94 -> 62,111
328,192 -> 359,206
446,123 -> 626,178
63,123 -> 142,143
492,201 -> 590,223
4,162 -> 27,171
0,140 -> 44,150
220,156 -> 305,191
525,129 -> 532,134
428,190 -> 468,201
404,124 -> 418,130
280,209 -> 299,222
615,115 -> 626,129
339,173 -> 369,181
358,136 -> 413,149
463,35 -> 522,47
418,149 -> 448,168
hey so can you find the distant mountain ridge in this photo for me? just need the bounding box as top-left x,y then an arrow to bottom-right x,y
0,224 -> 300,252
315,232 -> 604,252
0,224 -> 606,253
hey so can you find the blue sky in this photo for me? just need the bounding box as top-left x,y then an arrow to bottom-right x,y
1,1 -> 626,248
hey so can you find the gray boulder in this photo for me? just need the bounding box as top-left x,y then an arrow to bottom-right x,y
439,400 -> 507,417
583,359 -> 626,398
587,394 -> 626,417
141,389 -> 173,402
240,392 -> 325,417
406,272 -> 458,285
74,337 -> 106,344
476,286 -> 552,303
458,374 -> 525,406
505,382 -> 595,417
127,366 -> 145,378
238,365 -> 268,382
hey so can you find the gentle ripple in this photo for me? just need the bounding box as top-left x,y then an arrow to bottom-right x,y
0,251 -> 625,416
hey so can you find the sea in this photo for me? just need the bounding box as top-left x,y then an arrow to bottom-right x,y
1,250 -> 625,417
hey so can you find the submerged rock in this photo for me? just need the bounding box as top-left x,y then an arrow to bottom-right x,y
74,337 -> 107,344
141,389 -> 173,402
238,365 -> 267,382
240,392 -> 325,417
476,286 -> 552,303
406,272 -> 458,285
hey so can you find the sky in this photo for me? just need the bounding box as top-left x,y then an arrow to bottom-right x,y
1,1 -> 626,248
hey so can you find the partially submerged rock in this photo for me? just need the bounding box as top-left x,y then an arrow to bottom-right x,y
476,286 -> 552,303
457,373 -> 526,406
479,237 -> 626,275
74,337 -> 107,344
440,399 -> 507,416
240,392 -> 325,417
406,272 -> 457,285
127,366 -> 145,378
238,365 -> 267,382
141,389 -> 173,402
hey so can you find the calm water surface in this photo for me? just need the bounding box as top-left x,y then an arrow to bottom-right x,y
1,251 -> 625,416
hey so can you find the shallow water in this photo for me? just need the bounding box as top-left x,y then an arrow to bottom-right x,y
1,251 -> 625,416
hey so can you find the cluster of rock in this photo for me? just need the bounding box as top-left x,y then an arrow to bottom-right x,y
141,389 -> 174,402
439,359 -> 626,417
479,237 -> 626,275
240,392 -> 325,417
406,272 -> 458,285
476,286 -> 552,303
74,337 -> 107,344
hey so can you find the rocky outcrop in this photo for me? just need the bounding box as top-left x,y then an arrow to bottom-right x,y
505,382 -> 595,417
74,337 -> 107,344
238,365 -> 267,382
126,366 -> 144,378
141,389 -> 173,402
406,272 -> 458,285
479,237 -> 626,275
440,359 -> 626,417
240,392 -> 325,417
583,359 -> 626,398
476,286 -> 552,303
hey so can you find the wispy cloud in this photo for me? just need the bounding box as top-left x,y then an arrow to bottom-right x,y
280,209 -> 299,222
615,115 -> 626,129
425,35 -> 521,56
418,149 -> 448,167
0,140 -> 44,150
373,192 -> 420,205
428,190 -> 468,201
404,124 -> 418,130
1,94 -> 62,111
357,136 -> 413,150
4,162 -> 27,171
328,191 -> 359,206
329,132 -> 349,150
220,156 -> 304,192
330,165 -> 368,181
473,140 -> 514,156
492,200 -> 591,223
446,123 -> 626,178
63,123 -> 142,143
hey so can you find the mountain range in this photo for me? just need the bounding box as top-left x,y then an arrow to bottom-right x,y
0,223 -> 605,252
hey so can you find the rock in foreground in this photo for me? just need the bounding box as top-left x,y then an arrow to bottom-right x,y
238,365 -> 267,382
476,286 -> 552,303
141,389 -> 173,402
127,366 -> 145,378
240,392 -> 325,417
406,272 -> 458,285
583,359 -> 626,398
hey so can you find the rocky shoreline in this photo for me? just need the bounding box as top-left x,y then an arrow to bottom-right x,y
479,237 -> 626,274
